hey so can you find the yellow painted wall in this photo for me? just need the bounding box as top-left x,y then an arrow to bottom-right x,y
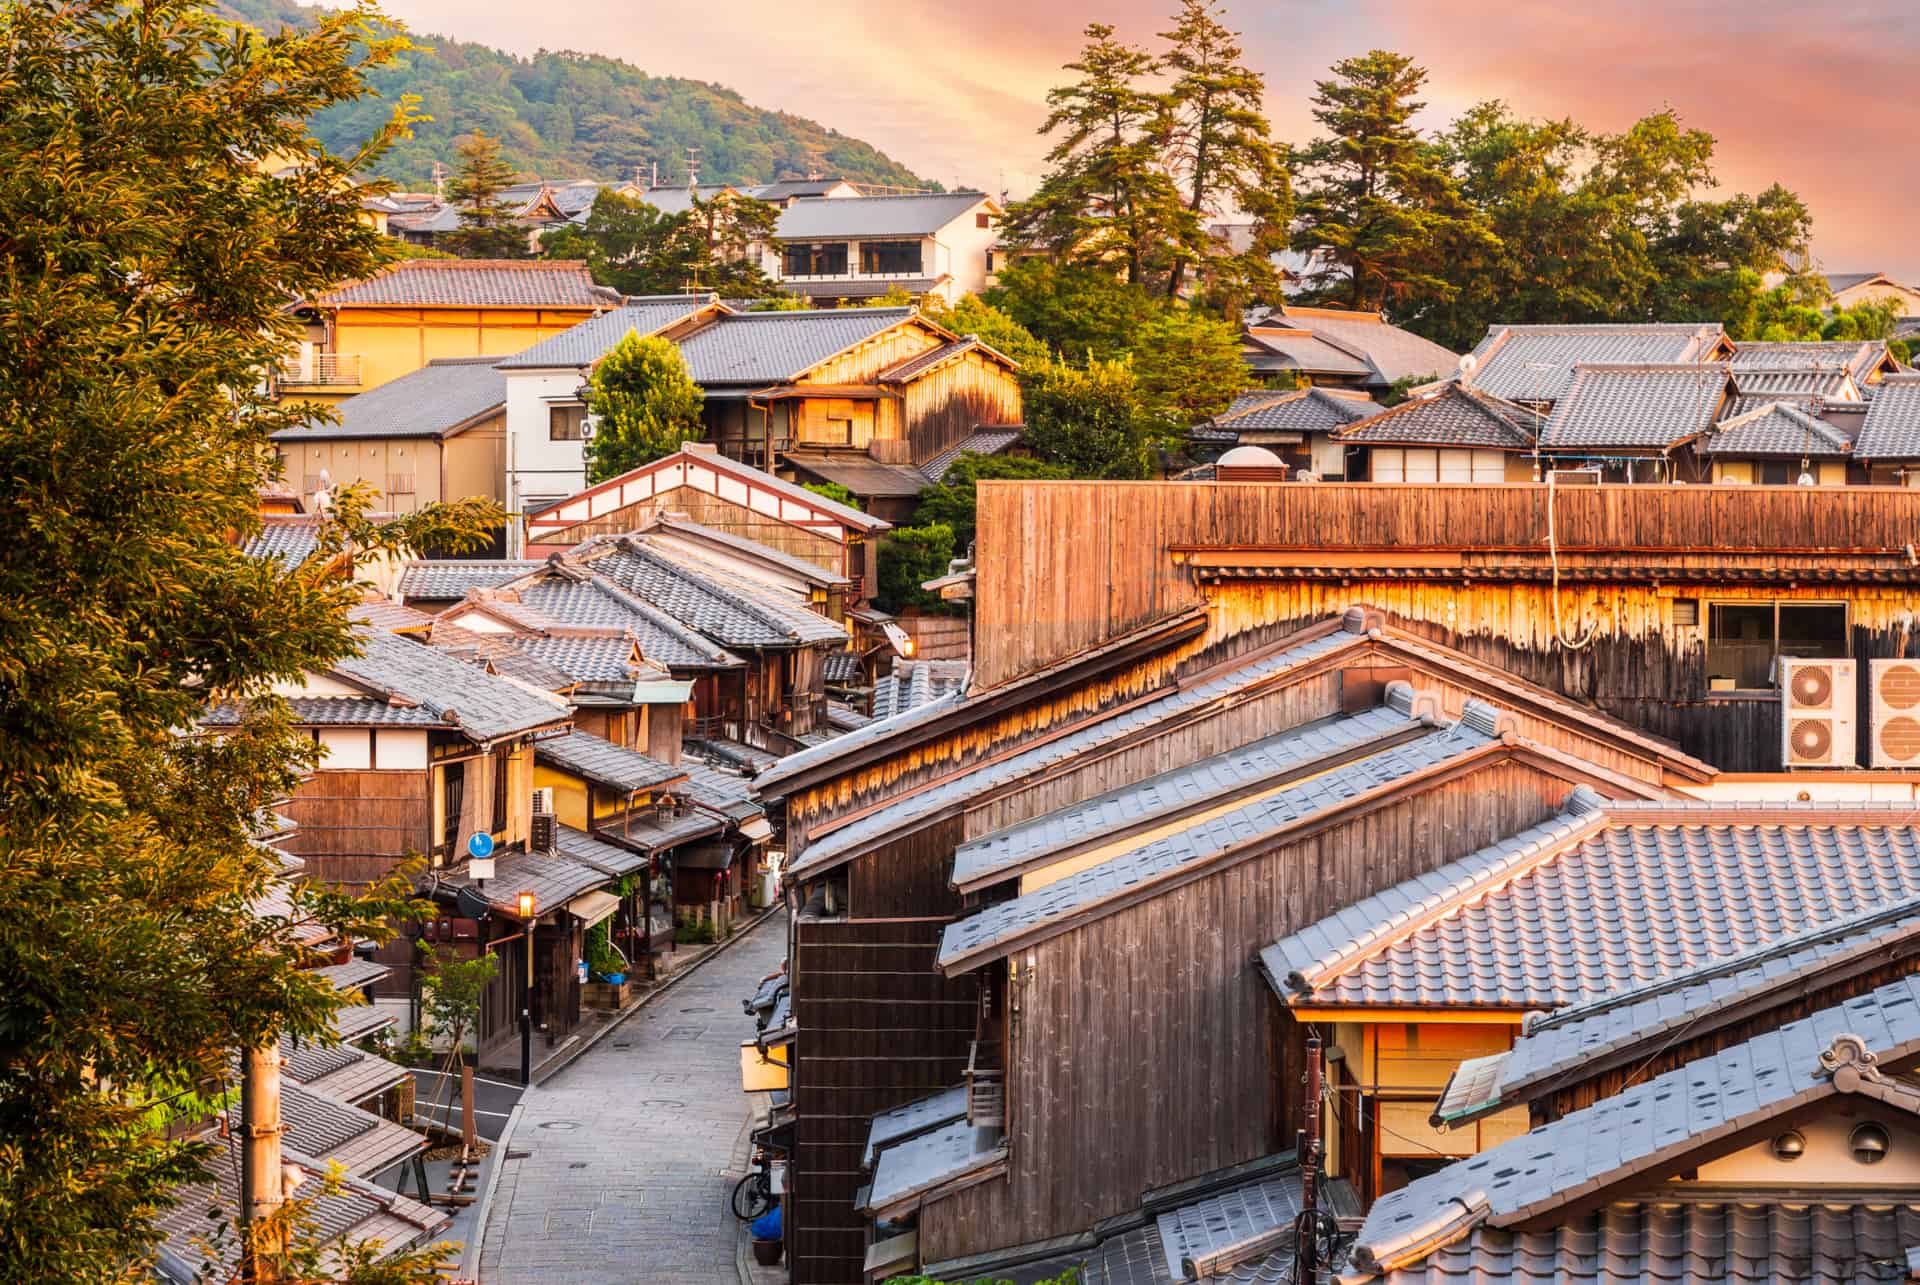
276,415 -> 505,512
534,765 -> 590,832
328,305 -> 603,395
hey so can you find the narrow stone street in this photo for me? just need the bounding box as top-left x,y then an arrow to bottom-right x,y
477,913 -> 787,1284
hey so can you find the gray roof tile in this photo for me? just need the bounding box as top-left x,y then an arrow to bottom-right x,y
274,357 -> 505,441
581,540 -> 846,648
1539,363 -> 1731,450
1270,309 -> 1459,384
1853,373 -> 1920,458
939,724 -> 1496,971
514,634 -> 643,684
508,573 -> 744,670
397,560 -> 543,600
205,695 -> 450,728
871,659 -> 970,722
1731,339 -> 1888,377
862,1118 -> 1006,1214
1268,803 -> 1920,1011
1465,323 -> 1725,404
1352,972 -> 1920,1276
863,1086 -> 969,1167
1703,400 -> 1854,457
774,192 -> 990,240
243,518 -> 324,566
951,699 -> 1425,891
494,296 -> 719,369
921,428 -> 1026,484
1242,329 -> 1374,377
1436,892 -> 1920,1126
279,1079 -> 425,1178
783,450 -> 932,499
880,335 -> 1015,383
675,759 -> 764,824
1211,387 -> 1375,434
314,259 -> 618,309
1334,384 -> 1537,449
537,730 -> 684,793
331,627 -> 570,744
675,308 -> 917,385
784,628 -> 1365,881
437,845 -> 608,912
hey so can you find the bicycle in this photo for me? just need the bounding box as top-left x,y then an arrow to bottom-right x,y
731,1145 -> 778,1221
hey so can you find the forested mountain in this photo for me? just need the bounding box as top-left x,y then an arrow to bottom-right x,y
218,0 -> 931,191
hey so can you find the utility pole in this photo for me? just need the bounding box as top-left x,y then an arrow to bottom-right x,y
240,1043 -> 288,1281
685,146 -> 700,189
1297,1034 -> 1324,1282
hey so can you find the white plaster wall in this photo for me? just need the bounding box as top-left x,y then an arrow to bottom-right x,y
504,369 -> 591,551
316,727 -> 372,770
375,729 -> 428,770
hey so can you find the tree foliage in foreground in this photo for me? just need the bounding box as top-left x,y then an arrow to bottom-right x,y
0,0 -> 493,1278
584,332 -> 706,482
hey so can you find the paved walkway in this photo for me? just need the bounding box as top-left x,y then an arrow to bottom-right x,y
478,914 -> 787,1284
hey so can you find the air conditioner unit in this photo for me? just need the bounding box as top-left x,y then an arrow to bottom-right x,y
1869,659 -> 1920,768
531,787 -> 554,815
1779,658 -> 1857,768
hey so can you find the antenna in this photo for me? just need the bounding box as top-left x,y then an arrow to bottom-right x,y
685,147 -> 700,189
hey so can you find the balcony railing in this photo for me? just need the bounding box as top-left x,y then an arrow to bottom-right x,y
278,352 -> 363,388
965,1039 -> 1004,1128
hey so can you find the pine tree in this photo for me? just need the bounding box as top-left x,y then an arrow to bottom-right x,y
1002,23 -> 1200,287
443,129 -> 528,259
1291,50 -> 1491,312
1156,0 -> 1289,303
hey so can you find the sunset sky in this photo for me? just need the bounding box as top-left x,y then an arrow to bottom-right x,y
374,0 -> 1920,281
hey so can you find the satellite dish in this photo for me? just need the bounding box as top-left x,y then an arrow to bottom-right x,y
1458,353 -> 1479,380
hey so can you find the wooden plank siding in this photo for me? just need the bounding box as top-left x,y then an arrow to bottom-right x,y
791,916 -> 978,1285
282,768 -> 431,876
915,758 -> 1582,1262
898,350 -> 1022,466
529,482 -> 852,579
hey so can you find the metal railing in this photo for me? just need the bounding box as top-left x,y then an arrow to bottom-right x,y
277,352 -> 363,387
965,1039 -> 1004,1128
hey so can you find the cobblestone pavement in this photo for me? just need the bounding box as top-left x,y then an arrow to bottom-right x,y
478,915 -> 787,1284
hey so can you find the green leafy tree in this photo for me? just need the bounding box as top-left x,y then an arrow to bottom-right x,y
422,954 -> 496,1066
1291,51 -> 1492,312
547,188 -> 779,295
1002,23 -> 1200,287
802,481 -> 861,509
914,455 -> 1070,554
1131,306 -> 1244,418
584,333 -> 706,481
984,260 -> 1161,360
685,190 -> 780,294
919,294 -> 1051,367
1020,357 -> 1160,479
0,0 -> 496,1277
441,129 -> 529,259
875,523 -> 958,614
1155,0 -> 1289,302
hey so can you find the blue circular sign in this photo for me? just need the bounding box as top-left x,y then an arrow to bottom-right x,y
467,832 -> 495,859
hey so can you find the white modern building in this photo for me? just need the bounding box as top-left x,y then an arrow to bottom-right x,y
758,192 -> 1002,306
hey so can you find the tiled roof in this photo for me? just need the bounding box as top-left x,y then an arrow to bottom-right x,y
1349,972 -> 1920,1277
311,957 -> 391,994
920,428 -> 1026,485
1538,363 -> 1731,450
641,514 -> 851,588
1266,801 -> 1920,1011
1728,366 -> 1855,402
1369,1201 -> 1920,1285
783,450 -> 931,499
507,574 -> 744,670
871,658 -> 970,721
1210,387 -> 1375,435
861,1118 -> 1005,1215
582,540 -> 847,648
784,627 -> 1365,881
676,758 -> 764,824
676,308 -> 917,386
634,183 -> 740,215
332,627 -> 570,744
1730,339 -> 1887,378
938,722 -> 1498,973
1853,373 -> 1920,458
1433,892 -> 1920,1127
243,517 -> 324,567
879,335 -> 1017,382
1333,385 -> 1538,449
1274,308 -> 1460,385
1242,329 -> 1374,378
551,823 -> 651,877
279,1079 -> 426,1178
397,560 -> 543,600
863,1086 -> 969,1167
313,259 -> 618,309
536,730 -> 683,793
753,177 -> 853,201
437,845 -> 608,914
274,357 -> 505,441
493,296 -> 720,370
1702,400 -> 1853,456
204,694 -> 451,728
152,1136 -> 446,1283
1464,323 -> 1726,404
774,191 -> 990,240
525,443 -> 890,533
783,276 -> 948,301
952,698 -> 1427,892
1828,270 -> 1892,293
513,634 -> 642,684
823,650 -> 864,684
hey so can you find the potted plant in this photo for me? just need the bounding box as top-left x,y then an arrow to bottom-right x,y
581,919 -> 631,1009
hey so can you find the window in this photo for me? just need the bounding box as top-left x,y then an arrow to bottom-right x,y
859,240 -> 922,275
549,404 -> 587,441
1706,601 -> 1848,690
441,760 -> 465,854
1369,448 -> 1505,483
815,415 -> 853,445
491,751 -> 508,835
782,241 -> 848,276
975,212 -> 991,229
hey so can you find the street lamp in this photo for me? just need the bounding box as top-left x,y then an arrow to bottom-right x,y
518,891 -> 536,1085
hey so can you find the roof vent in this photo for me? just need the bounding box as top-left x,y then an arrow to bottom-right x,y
1384,682 -> 1444,724
1458,699 -> 1519,739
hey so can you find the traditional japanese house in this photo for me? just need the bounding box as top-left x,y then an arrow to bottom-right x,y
1342,974 -> 1920,1282
1330,382 -> 1539,483
1534,362 -> 1733,480
1190,386 -> 1376,478
1451,322 -> 1732,410
1238,306 -> 1459,394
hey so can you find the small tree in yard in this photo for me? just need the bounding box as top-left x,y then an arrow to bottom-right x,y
442,129 -> 529,259
423,954 -> 496,1068
875,523 -> 958,615
1020,357 -> 1160,480
585,332 -> 705,481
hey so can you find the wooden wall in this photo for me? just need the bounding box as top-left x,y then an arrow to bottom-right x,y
791,916 -> 978,1285
916,757 -> 1579,1261
900,351 -> 1022,466
283,768 -> 431,882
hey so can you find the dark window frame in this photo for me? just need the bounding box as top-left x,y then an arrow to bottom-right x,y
859,239 -> 922,275
1706,599 -> 1849,691
782,241 -> 849,277
549,403 -> 587,442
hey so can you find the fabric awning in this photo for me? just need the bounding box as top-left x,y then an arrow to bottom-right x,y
569,889 -> 621,928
